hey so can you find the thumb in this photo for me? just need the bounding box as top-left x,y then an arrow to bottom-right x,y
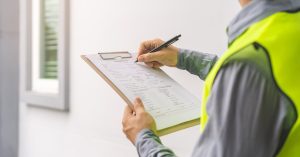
133,97 -> 145,113
138,53 -> 161,62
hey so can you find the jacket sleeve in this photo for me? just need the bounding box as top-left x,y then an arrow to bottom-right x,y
135,129 -> 176,157
176,49 -> 218,80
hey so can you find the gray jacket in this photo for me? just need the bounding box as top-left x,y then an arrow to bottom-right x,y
135,1 -> 300,157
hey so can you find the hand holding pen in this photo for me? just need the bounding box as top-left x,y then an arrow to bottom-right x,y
135,35 -> 181,68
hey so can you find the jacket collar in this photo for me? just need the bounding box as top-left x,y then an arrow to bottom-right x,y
227,0 -> 300,44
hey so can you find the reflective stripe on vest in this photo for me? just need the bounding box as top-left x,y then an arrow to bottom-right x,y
201,11 -> 300,156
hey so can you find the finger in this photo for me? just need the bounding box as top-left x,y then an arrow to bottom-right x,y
145,62 -> 154,68
137,39 -> 163,59
145,61 -> 161,68
123,105 -> 133,120
133,97 -> 145,113
137,40 -> 155,56
152,62 -> 163,68
138,52 -> 161,63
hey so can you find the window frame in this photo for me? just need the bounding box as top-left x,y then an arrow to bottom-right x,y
20,0 -> 69,111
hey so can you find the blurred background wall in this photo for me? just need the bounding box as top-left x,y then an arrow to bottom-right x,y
3,0 -> 241,157
0,0 -> 19,157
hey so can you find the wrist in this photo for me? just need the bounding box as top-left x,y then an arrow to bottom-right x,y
173,47 -> 179,66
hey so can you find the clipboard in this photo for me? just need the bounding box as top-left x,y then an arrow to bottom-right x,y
81,51 -> 200,136
81,51 -> 134,107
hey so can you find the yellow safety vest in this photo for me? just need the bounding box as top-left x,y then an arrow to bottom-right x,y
201,11 -> 300,156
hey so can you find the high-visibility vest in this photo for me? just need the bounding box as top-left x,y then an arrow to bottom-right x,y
201,10 -> 300,156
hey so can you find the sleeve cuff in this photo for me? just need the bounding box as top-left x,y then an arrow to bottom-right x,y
135,128 -> 154,147
176,48 -> 189,70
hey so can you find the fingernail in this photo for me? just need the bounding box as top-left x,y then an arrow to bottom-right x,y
139,56 -> 144,62
136,97 -> 141,102
134,98 -> 138,104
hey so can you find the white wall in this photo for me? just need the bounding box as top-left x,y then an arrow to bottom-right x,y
19,0 -> 240,157
0,0 -> 19,156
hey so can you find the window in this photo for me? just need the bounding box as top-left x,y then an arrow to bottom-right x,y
20,0 -> 69,110
40,0 -> 59,79
32,0 -> 59,93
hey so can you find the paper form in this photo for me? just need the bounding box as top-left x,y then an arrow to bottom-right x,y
86,54 -> 201,130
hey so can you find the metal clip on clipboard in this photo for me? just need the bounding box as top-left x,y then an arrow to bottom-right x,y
98,52 -> 132,60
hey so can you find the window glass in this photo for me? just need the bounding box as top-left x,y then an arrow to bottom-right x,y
32,0 -> 59,93
41,0 -> 58,79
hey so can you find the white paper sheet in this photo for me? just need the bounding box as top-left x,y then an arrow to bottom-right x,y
87,54 -> 201,130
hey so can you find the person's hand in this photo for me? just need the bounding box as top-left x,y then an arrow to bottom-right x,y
137,38 -> 179,68
122,97 -> 157,144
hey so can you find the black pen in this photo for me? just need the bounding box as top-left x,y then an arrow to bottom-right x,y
135,34 -> 181,62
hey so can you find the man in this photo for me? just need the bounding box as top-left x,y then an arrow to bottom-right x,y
122,0 -> 300,156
